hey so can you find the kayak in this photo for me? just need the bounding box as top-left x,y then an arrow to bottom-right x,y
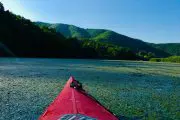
39,76 -> 118,120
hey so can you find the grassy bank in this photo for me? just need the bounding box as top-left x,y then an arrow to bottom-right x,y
150,56 -> 180,63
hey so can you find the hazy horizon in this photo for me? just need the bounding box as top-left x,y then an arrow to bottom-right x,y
1,0 -> 180,43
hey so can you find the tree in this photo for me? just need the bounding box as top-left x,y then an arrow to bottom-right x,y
0,2 -> 4,11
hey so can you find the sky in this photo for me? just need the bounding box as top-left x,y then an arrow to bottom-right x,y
1,0 -> 180,43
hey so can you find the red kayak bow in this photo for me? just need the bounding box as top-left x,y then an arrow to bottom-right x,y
39,76 -> 118,120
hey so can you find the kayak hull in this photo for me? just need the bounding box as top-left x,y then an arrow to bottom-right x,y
39,76 -> 118,120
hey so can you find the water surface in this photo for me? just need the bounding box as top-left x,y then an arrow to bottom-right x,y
0,58 -> 179,120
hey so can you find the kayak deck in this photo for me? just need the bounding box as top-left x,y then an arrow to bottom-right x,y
39,76 -> 118,120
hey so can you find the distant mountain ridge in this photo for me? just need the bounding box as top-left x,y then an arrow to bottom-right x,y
35,22 -> 173,57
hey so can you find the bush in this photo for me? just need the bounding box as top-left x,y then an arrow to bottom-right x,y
150,56 -> 180,63
149,58 -> 161,62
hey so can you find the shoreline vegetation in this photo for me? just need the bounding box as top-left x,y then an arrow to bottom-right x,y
150,56 -> 180,63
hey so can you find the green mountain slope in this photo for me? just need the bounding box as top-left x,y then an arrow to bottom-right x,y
36,22 -> 91,38
35,22 -> 170,57
86,29 -> 107,37
150,43 -> 180,56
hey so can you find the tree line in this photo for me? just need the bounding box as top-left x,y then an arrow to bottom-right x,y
150,56 -> 180,63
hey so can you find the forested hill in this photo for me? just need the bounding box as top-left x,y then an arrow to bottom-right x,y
35,22 -> 170,57
150,43 -> 180,56
0,2 -> 138,60
0,7 -> 68,57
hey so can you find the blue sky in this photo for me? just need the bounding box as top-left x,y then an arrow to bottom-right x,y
1,0 -> 180,43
